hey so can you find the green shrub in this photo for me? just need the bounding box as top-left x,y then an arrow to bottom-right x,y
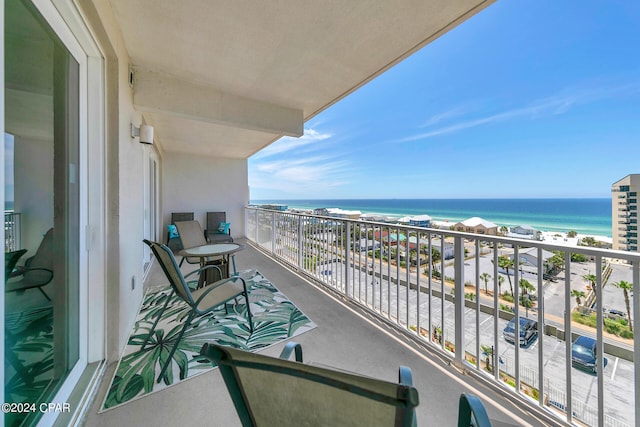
499,303 -> 513,312
502,294 -> 514,303
571,253 -> 588,262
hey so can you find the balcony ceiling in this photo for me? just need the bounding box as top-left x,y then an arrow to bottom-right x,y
108,0 -> 494,158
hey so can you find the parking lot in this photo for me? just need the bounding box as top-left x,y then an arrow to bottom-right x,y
318,257 -> 635,426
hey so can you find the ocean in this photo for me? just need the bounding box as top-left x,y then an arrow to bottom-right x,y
250,198 -> 612,238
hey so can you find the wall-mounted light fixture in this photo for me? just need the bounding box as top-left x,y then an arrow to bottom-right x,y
131,123 -> 154,144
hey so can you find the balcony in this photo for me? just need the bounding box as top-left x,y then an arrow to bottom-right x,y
84,240 -> 555,426
84,208 -> 638,427
242,208 -> 638,427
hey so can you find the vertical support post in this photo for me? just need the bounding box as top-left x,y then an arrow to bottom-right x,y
493,244 -> 500,382
633,260 -> 640,427
298,215 -> 304,271
454,235 -> 465,368
596,256 -> 604,427
270,211 -> 276,255
345,222 -> 351,297
416,233 -> 421,337
537,247 -> 545,406
564,251 -> 573,424
514,246 -> 520,392
254,209 -> 258,243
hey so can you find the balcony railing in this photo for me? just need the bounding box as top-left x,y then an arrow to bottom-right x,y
4,211 -> 21,252
245,207 -> 639,427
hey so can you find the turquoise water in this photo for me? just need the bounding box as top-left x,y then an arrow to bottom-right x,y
251,198 -> 612,237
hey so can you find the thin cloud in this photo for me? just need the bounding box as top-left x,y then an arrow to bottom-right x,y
250,156 -> 352,194
420,106 -> 471,128
394,81 -> 640,143
251,128 -> 332,159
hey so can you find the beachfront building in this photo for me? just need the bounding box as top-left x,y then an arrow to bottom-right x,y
612,174 -> 640,252
314,207 -> 362,220
409,214 -> 432,228
508,225 -> 542,240
453,217 -> 499,235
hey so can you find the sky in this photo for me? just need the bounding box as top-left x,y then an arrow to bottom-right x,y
248,1 -> 640,200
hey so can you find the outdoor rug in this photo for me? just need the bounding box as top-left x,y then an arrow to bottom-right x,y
100,270 -> 316,411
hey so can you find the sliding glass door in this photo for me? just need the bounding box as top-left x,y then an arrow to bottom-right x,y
4,1 -> 80,425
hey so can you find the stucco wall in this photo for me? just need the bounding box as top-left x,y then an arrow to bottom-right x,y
81,0 -> 149,359
162,153 -> 249,239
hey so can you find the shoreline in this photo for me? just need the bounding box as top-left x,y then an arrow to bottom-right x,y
255,198 -> 612,239
281,206 -> 613,248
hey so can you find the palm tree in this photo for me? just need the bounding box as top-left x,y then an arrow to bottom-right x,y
519,279 -> 535,297
583,273 -> 596,290
570,289 -> 586,306
612,281 -> 634,331
497,275 -> 505,296
480,273 -> 492,295
430,247 -> 441,271
498,255 -> 515,295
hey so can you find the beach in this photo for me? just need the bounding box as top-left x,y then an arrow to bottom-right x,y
253,198 -> 612,239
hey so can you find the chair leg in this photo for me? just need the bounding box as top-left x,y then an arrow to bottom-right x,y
244,292 -> 254,332
141,290 -> 174,350
157,311 -> 195,383
38,287 -> 51,301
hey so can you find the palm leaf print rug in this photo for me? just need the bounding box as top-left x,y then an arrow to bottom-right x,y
101,270 -> 315,411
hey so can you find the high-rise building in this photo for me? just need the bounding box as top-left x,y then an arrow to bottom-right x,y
612,174 -> 640,251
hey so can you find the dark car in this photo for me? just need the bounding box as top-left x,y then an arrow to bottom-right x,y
571,336 -> 602,373
503,317 -> 538,346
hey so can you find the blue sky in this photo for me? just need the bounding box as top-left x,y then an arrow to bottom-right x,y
249,1 -> 640,200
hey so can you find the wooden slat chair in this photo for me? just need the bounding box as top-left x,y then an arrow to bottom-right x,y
143,239 -> 253,383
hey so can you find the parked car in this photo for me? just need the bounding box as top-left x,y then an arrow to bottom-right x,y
503,317 -> 538,346
571,335 -> 603,373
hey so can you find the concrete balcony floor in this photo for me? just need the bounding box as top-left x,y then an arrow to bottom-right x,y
83,240 -> 555,427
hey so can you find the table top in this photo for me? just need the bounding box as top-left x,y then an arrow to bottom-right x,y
179,243 -> 245,257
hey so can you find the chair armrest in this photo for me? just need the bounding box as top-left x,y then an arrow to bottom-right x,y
279,342 -> 303,362
193,275 -> 248,306
399,366 -> 413,386
458,393 -> 492,427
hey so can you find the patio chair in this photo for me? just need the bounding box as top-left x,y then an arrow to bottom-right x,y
458,393 -> 492,427
166,212 -> 194,252
5,249 -> 27,281
5,228 -> 54,301
143,239 -> 253,383
174,220 -> 208,267
199,342 -> 420,427
205,211 -> 233,243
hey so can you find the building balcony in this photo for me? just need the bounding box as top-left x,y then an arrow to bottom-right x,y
241,207 -> 638,427
85,239 -> 554,426
84,208 -> 638,427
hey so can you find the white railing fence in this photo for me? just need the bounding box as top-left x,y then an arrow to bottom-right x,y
246,207 -> 639,427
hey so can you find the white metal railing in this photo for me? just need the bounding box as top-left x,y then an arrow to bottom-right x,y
5,211 -> 21,252
245,207 -> 639,427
